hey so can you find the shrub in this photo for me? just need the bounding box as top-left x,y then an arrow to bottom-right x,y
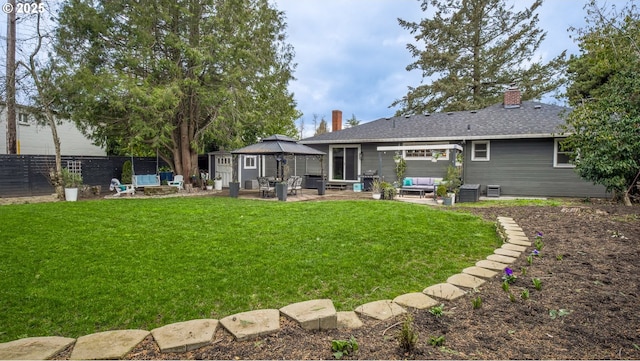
121,160 -> 133,184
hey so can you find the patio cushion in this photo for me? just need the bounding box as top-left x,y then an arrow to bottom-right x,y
403,178 -> 413,186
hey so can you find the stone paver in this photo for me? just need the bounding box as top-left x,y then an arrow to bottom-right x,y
355,300 -> 406,321
423,283 -> 466,300
505,230 -> 528,238
219,309 -> 280,341
501,243 -> 528,252
393,292 -> 439,309
487,254 -> 517,264
280,299 -> 337,330
501,224 -> 523,231
447,273 -> 486,289
70,329 -> 149,360
494,248 -> 521,257
476,259 -> 510,271
497,216 -> 515,222
462,266 -> 498,278
508,238 -> 532,246
0,336 -> 75,360
337,311 -> 364,329
151,319 -> 218,353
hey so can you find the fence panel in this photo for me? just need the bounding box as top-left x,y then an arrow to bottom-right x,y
0,155 -> 170,198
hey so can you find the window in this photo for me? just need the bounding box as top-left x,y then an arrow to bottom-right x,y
471,141 -> 490,161
244,155 -> 257,169
18,113 -> 29,125
402,142 -> 448,160
329,145 -> 360,181
554,139 -> 575,168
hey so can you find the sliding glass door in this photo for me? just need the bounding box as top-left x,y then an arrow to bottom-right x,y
330,145 -> 360,181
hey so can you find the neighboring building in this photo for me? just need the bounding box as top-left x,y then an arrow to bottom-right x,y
0,104 -> 106,156
299,90 -> 608,198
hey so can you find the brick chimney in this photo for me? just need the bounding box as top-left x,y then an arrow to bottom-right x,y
503,86 -> 521,109
332,110 -> 342,132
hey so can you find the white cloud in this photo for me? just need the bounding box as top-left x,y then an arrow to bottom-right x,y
275,0 -> 584,131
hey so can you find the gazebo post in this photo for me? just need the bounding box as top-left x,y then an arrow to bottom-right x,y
229,154 -> 240,198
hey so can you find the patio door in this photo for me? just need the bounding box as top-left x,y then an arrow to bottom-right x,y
216,155 -> 232,187
330,145 -> 360,181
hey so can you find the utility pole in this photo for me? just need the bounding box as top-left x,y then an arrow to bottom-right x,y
6,0 -> 17,154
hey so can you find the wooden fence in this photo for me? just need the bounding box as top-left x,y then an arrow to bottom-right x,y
0,155 -> 162,197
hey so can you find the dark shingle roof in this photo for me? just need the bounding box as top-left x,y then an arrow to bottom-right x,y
300,101 -> 570,144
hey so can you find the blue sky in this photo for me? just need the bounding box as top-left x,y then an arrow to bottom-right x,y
272,0 -> 588,137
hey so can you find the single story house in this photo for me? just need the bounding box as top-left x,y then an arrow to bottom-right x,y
298,89 -> 608,198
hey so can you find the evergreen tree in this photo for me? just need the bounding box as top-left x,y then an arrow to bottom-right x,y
52,0 -> 300,177
562,0 -> 640,205
315,118 -> 328,135
345,113 -> 360,128
392,0 -> 566,114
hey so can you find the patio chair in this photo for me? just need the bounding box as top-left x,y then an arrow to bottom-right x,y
257,177 -> 274,198
286,176 -> 295,195
167,175 -> 184,189
109,178 -> 135,196
289,176 -> 303,196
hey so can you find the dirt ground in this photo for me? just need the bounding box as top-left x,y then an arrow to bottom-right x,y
4,191 -> 640,359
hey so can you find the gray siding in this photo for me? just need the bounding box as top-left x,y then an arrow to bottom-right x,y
464,139 -> 608,198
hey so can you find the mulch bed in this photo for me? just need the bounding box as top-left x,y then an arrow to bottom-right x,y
6,194 -> 638,359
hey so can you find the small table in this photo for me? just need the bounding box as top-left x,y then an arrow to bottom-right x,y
399,188 -> 425,198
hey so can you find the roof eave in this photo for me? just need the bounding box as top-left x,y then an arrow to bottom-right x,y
300,133 -> 562,144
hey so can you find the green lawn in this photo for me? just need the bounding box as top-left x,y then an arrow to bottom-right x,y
0,198 -> 500,342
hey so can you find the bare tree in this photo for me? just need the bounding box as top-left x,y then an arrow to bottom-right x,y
15,3 -> 65,198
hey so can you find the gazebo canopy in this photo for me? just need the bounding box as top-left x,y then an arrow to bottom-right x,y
231,134 -> 326,156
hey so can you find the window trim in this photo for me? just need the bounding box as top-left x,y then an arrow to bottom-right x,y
554,138 -> 575,168
401,142 -> 449,161
471,141 -> 490,161
328,144 -> 361,182
18,113 -> 30,126
244,155 -> 257,169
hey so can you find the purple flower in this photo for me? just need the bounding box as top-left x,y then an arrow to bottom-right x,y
504,267 -> 513,276
532,249 -> 540,256
535,231 -> 543,238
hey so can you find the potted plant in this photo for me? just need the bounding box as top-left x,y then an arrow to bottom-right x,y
214,174 -> 223,191
62,168 -> 83,202
436,184 -> 447,204
158,166 -> 173,183
206,179 -> 214,191
443,165 -> 462,206
371,179 -> 382,200
380,181 -> 396,200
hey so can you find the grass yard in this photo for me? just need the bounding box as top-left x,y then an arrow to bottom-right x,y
0,198 -> 500,342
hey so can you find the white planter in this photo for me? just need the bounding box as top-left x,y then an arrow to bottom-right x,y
372,193 -> 381,200
214,180 -> 223,191
64,188 -> 78,202
206,185 -> 213,191
448,193 -> 456,205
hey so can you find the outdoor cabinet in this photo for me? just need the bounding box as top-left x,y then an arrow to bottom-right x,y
458,184 -> 480,203
305,174 -> 322,189
487,185 -> 501,197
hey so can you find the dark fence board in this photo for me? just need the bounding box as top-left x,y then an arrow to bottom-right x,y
0,155 -> 172,197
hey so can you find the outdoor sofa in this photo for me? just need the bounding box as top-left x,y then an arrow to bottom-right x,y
400,177 -> 442,198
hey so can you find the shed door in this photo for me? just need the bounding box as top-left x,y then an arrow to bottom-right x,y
216,155 -> 233,187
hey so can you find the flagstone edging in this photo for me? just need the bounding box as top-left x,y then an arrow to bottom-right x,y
0,216 -> 528,360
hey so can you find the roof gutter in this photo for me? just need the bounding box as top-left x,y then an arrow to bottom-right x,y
300,133 -> 565,145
